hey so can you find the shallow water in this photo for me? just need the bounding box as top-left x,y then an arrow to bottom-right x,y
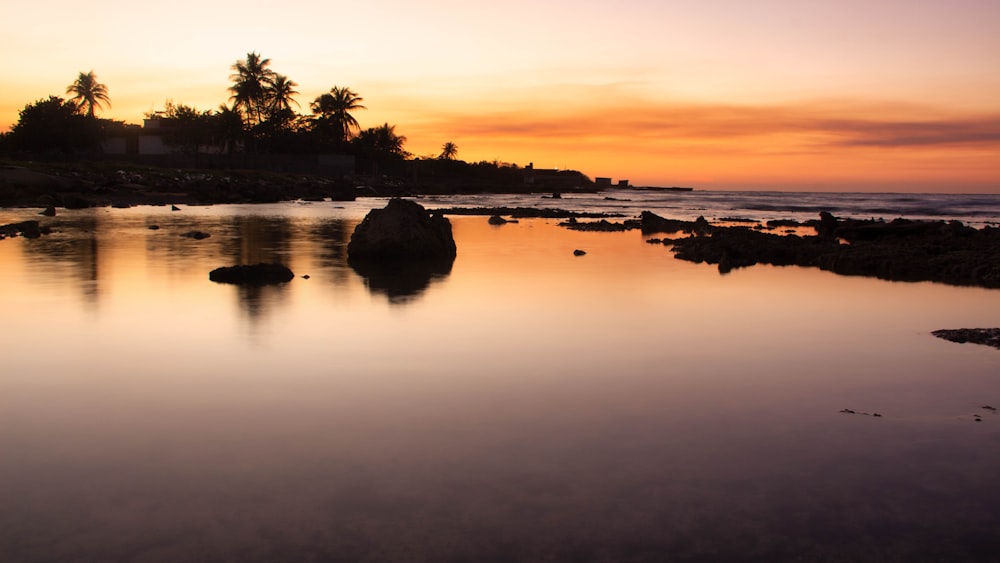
2,200 -> 1000,561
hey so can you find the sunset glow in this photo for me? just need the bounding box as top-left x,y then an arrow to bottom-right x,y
2,0 -> 998,191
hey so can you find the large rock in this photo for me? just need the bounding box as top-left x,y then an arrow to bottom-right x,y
347,198 -> 457,262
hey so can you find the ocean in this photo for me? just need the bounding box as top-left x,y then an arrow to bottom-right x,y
1,192 -> 999,561
421,188 -> 1000,225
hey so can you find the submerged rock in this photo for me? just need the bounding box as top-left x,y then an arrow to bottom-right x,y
209,263 -> 295,285
347,198 -> 457,262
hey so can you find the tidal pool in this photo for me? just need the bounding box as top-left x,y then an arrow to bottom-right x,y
2,202 -> 999,561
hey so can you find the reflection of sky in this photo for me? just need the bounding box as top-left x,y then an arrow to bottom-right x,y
2,205 -> 1000,560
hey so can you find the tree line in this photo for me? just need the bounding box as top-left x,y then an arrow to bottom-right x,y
0,52 -> 461,174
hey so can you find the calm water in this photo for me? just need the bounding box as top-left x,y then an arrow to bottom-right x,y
2,198 -> 1000,562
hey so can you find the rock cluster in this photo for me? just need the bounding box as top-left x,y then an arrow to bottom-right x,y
650,212 -> 1000,287
0,220 -> 47,239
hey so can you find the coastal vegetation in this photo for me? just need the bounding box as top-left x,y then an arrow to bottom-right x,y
0,53 -> 594,195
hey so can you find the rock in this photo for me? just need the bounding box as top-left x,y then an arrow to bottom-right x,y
664,212 -> 1000,287
560,219 -> 639,232
209,263 -> 295,285
488,215 -> 508,225
932,328 -> 1000,349
148,225 -> 160,230
40,206 -> 56,217
171,205 -> 181,211
0,220 -> 44,239
181,231 -> 211,240
574,249 -> 587,256
347,198 -> 457,262
640,211 -> 699,234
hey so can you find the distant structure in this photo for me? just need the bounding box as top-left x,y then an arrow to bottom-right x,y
617,180 -> 629,188
595,177 -> 612,188
100,118 -> 354,176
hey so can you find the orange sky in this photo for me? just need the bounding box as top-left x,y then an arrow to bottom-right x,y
1,0 -> 998,192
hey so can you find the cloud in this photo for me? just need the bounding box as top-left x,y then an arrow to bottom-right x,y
411,99 -> 1000,151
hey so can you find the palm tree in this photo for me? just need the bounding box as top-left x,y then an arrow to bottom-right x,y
310,86 -> 366,142
438,141 -> 458,160
268,74 -> 299,115
66,71 -> 110,117
356,123 -> 409,157
229,52 -> 276,128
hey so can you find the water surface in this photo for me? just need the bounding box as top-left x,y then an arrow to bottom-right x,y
2,201 -> 999,561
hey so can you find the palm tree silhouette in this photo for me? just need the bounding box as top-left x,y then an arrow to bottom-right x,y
229,52 -> 276,127
310,86 -> 366,142
268,74 -> 299,115
439,142 -> 458,160
357,123 -> 408,156
66,71 -> 110,117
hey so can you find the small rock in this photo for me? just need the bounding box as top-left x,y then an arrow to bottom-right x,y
181,231 -> 210,240
148,225 -> 160,230
573,249 -> 586,256
40,206 -> 56,217
302,274 -> 311,279
171,205 -> 181,211
488,215 -> 508,225
209,263 -> 295,285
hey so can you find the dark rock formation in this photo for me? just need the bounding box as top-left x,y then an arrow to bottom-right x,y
932,328 -> 1000,350
347,199 -> 457,303
488,215 -> 508,225
40,206 -> 56,217
664,212 -> 1000,286
574,249 -> 587,256
560,219 -> 640,232
181,231 -> 211,240
640,211 -> 710,235
0,220 -> 46,239
209,263 -> 295,285
347,198 -> 457,262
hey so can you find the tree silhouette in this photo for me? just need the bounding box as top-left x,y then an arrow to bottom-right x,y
229,52 -> 276,128
310,86 -> 366,143
355,123 -> 408,157
7,96 -> 101,152
268,74 -> 299,115
66,71 -> 110,117
439,141 -> 458,160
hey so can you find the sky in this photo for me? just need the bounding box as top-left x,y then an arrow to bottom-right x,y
2,0 -> 998,192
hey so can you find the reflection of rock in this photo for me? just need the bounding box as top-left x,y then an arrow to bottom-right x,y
347,198 -> 456,261
351,259 -> 453,304
347,199 -> 457,303
209,263 -> 295,285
